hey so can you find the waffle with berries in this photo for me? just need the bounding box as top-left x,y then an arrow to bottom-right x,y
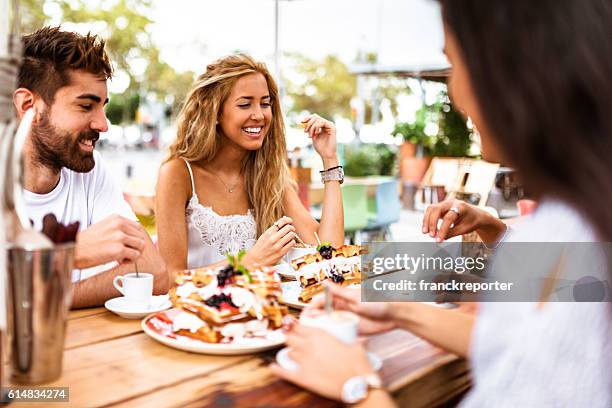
290,244 -> 366,271
291,243 -> 366,302
162,258 -> 288,343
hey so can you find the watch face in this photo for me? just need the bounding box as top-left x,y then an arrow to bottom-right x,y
342,377 -> 368,404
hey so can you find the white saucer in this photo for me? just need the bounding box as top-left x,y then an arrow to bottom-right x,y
276,347 -> 382,372
105,295 -> 172,319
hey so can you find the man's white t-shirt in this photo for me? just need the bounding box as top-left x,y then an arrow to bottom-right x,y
23,151 -> 136,281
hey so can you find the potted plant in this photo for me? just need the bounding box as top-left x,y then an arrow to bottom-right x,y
343,144 -> 397,177
429,93 -> 473,157
392,106 -> 435,183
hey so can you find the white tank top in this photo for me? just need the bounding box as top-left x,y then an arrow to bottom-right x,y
181,159 -> 257,269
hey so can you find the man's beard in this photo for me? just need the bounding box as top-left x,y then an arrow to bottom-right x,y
31,110 -> 99,173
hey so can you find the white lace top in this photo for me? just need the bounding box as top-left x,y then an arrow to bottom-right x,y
182,159 -> 257,269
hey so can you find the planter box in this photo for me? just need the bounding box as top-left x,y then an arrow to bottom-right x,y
400,156 -> 432,183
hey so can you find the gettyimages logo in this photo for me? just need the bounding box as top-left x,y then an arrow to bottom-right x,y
571,276 -> 612,302
361,242 -> 612,302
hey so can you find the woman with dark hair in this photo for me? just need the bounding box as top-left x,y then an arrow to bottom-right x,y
271,1 -> 612,406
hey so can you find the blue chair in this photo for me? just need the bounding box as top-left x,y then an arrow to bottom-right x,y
365,179 -> 401,239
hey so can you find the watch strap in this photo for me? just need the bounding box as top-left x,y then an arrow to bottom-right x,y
320,166 -> 344,184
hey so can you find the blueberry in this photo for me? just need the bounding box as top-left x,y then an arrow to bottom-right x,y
204,293 -> 237,309
319,245 -> 333,260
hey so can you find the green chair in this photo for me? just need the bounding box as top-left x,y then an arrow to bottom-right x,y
342,184 -> 369,243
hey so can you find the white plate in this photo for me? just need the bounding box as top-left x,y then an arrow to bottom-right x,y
275,262 -> 300,280
281,281 -> 309,309
276,347 -> 382,372
281,281 -> 362,309
104,295 -> 172,319
142,308 -> 286,355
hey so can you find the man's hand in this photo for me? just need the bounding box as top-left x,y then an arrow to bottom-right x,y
75,215 -> 147,269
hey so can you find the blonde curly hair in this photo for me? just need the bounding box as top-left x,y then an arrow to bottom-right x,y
168,54 -> 289,236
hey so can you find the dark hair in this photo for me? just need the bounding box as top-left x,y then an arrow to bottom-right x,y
440,0 -> 612,247
18,26 -> 113,103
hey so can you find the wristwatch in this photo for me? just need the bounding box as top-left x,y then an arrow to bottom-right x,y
341,373 -> 383,404
320,165 -> 344,184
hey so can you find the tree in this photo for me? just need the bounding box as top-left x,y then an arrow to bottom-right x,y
18,0 -> 195,124
285,53 -> 356,120
18,0 -> 47,33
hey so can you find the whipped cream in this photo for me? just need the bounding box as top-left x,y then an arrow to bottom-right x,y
330,255 -> 360,268
175,282 -> 198,299
175,278 -> 219,300
197,278 -> 219,299
221,319 -> 269,339
229,287 -> 256,312
299,260 -> 330,281
221,322 -> 246,339
172,311 -> 206,333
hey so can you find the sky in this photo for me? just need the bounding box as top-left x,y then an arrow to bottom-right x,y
149,0 -> 447,74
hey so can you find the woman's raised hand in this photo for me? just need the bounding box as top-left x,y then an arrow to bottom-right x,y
422,199 -> 507,244
242,216 -> 296,267
301,114 -> 337,161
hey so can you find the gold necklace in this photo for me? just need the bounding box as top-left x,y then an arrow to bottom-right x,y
213,172 -> 240,193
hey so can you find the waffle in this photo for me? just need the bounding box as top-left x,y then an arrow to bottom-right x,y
169,262 -> 288,343
290,244 -> 367,270
292,244 -> 366,302
298,263 -> 362,302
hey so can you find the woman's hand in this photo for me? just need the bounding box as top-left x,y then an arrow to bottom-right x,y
301,114 -> 337,162
269,323 -> 374,401
422,199 -> 507,244
305,283 -> 396,335
242,216 -> 296,267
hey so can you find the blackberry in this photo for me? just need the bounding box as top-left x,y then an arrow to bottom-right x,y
204,293 -> 236,309
319,245 -> 333,260
217,265 -> 236,286
330,272 -> 345,283
328,265 -> 345,283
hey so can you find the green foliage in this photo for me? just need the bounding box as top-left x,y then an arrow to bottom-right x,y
376,144 -> 397,175
344,144 -> 397,177
105,93 -> 140,124
226,250 -> 252,282
19,0 -> 195,124
392,105 -> 435,154
316,242 -> 332,251
18,0 -> 47,32
286,53 -> 356,119
393,92 -> 473,157
431,96 -> 472,157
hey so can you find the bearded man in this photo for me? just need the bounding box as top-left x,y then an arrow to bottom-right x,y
13,26 -> 168,308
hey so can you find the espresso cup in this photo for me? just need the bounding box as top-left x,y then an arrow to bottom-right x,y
112,273 -> 153,309
300,309 -> 358,344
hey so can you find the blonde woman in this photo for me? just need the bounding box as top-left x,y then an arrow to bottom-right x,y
156,54 -> 344,275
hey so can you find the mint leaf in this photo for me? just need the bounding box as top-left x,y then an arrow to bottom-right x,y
237,264 -> 253,283
226,252 -> 236,267
316,241 -> 332,251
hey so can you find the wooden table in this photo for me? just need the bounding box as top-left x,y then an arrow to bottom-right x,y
11,308 -> 470,407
